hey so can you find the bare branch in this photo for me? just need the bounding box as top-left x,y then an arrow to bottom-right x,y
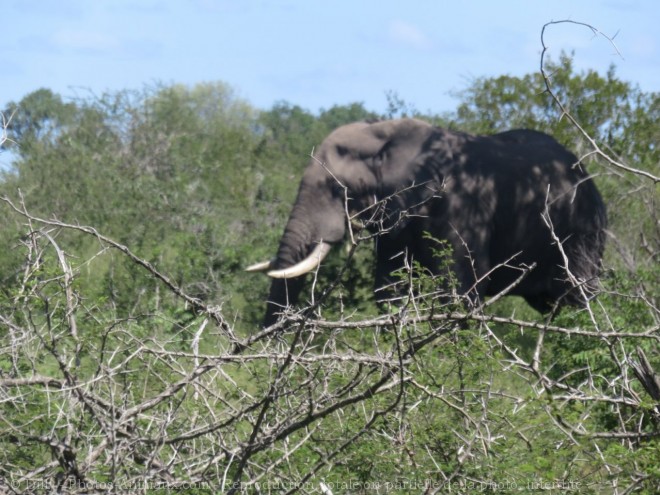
540,20 -> 659,183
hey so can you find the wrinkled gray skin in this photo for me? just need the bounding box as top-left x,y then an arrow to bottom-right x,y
256,118 -> 607,327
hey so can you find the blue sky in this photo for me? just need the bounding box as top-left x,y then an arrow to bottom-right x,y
2,0 -> 659,115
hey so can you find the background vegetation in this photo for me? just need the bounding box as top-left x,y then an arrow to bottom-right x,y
1,44 -> 659,494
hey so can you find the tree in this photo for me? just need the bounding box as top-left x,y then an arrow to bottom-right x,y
1,35 -> 659,492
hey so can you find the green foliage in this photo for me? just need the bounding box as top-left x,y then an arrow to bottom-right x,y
2,83 -> 272,327
459,54 -> 657,260
454,54 -> 632,143
1,54 -> 659,493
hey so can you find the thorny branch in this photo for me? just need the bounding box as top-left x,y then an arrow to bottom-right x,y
540,20 -> 659,183
1,193 -> 236,340
1,24 -> 659,492
1,186 -> 658,493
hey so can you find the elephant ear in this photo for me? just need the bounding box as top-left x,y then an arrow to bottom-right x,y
368,119 -> 444,227
363,119 -> 401,141
372,119 -> 438,170
325,121 -> 391,158
350,119 -> 430,154
370,118 -> 433,139
321,119 -> 433,173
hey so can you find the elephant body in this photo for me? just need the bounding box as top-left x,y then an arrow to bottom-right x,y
250,118 -> 607,327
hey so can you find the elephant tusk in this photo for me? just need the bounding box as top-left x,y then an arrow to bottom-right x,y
245,259 -> 274,272
267,242 -> 332,279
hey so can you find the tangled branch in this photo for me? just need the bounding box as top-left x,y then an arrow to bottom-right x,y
540,20 -> 659,183
1,22 -> 659,493
1,192 -> 658,493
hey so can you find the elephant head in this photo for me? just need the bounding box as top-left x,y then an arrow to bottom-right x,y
248,118 -> 606,327
247,119 -> 446,326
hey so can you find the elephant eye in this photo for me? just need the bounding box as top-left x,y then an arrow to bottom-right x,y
336,145 -> 350,157
329,181 -> 345,198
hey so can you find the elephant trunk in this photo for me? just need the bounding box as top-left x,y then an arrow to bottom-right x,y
261,184 -> 346,326
264,277 -> 306,327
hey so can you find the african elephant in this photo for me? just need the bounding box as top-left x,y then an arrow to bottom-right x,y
248,118 -> 607,327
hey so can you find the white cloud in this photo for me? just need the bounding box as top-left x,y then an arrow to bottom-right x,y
388,20 -> 431,50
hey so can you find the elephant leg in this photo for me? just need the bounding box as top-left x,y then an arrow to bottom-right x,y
373,233 -> 411,305
374,214 -> 496,311
523,294 -> 554,315
450,256 -> 490,306
374,224 -> 455,306
440,228 -> 493,308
